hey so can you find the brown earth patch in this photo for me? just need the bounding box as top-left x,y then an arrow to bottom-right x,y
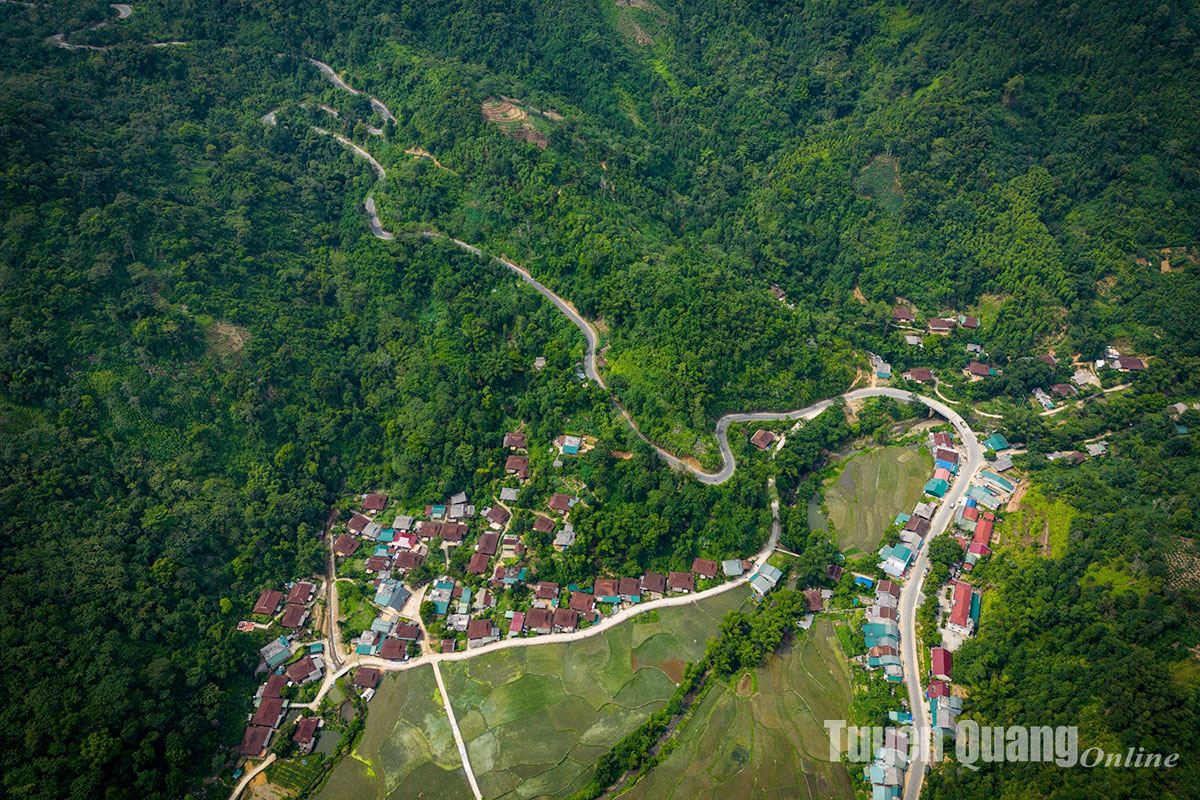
209,321 -> 250,356
481,99 -> 549,148
734,671 -> 754,697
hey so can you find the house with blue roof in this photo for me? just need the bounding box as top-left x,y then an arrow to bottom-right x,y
982,432 -> 1011,451
722,559 -> 744,577
924,478 -> 949,497
980,470 -> 1015,493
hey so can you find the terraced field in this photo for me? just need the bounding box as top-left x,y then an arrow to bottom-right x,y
824,445 -> 931,552
620,616 -> 855,800
442,587 -> 751,799
316,665 -> 472,800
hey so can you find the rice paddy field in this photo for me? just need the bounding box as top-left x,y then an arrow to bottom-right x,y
619,616 -> 855,800
442,586 -> 752,799
315,665 -> 473,800
824,445 -> 931,552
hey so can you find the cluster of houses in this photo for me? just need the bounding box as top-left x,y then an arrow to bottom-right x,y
927,645 -> 964,742
249,579 -> 318,633
861,579 -> 903,683
239,637 -> 327,759
863,723 -> 912,800
430,555 -> 755,648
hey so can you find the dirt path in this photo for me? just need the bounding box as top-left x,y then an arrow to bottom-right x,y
433,662 -> 483,800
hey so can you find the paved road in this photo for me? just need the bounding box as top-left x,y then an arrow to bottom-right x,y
310,127 -> 393,240
308,57 -> 396,122
898,405 -> 984,800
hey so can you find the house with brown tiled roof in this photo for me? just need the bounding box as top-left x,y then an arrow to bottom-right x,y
394,623 -> 420,641
505,454 -> 530,479
293,717 -> 320,755
804,589 -> 824,613
641,571 -> 667,596
750,429 -> 776,450
527,607 -> 553,634
348,513 -> 371,534
467,552 -> 491,575
552,608 -> 579,632
485,506 -> 511,528
379,637 -> 406,660
691,558 -> 719,579
476,532 -> 500,556
280,604 -> 309,630
467,618 -> 499,648
251,696 -> 286,728
238,726 -> 273,758
549,493 -> 575,514
286,655 -> 324,685
893,306 -> 915,323
619,577 -> 641,601
333,534 -> 360,557
1050,383 -> 1077,397
394,550 -> 425,571
257,673 -> 288,703
439,522 -> 467,543
532,516 -> 555,533
534,581 -> 559,604
504,431 -> 527,449
569,591 -> 595,613
928,318 -> 957,334
365,555 -> 391,573
906,368 -> 936,384
287,582 -> 314,605
667,571 -> 694,593
252,589 -> 282,616
363,493 -> 388,513
353,667 -> 381,689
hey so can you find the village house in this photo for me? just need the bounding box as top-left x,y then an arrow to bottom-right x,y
238,726 -> 273,758
722,559 -> 744,577
467,552 -> 491,575
691,558 -> 719,579
378,637 -> 406,661
332,534 -> 360,558
595,579 -> 621,604
508,611 -> 525,636
619,577 -> 642,603
553,608 -> 580,632
251,696 -> 287,728
527,607 -> 553,635
467,619 -> 499,648
476,532 -> 500,556
965,343 -> 984,354
893,306 -> 915,323
569,591 -> 595,613
363,493 -> 388,513
749,429 -> 776,450
555,434 -> 583,455
967,361 -> 991,378
499,487 -> 519,503
928,318 -> 957,334
532,516 -> 555,535
667,571 -> 695,594
1050,383 -> 1077,398
905,334 -> 923,348
440,522 -> 467,544
503,431 -> 527,449
484,505 -> 511,529
286,654 -> 324,685
804,589 -> 824,613
947,581 -> 977,637
287,582 -> 315,605
533,582 -> 560,608
549,493 -> 576,514
903,367 -> 934,383
553,523 -> 576,551
353,667 -> 381,691
1116,356 -> 1145,371
959,315 -> 980,329
292,717 -> 321,755
255,673 -> 288,706
280,603 -> 309,630
348,513 -> 371,534
641,571 -> 667,598
931,647 -> 952,681
505,455 -> 530,479
253,589 -> 282,616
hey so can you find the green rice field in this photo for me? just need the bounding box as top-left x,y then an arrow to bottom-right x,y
315,665 -> 473,800
442,587 -> 752,799
619,616 -> 855,800
824,446 -> 931,552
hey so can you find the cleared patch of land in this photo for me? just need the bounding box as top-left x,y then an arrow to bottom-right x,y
854,154 -> 903,215
620,616 -> 854,800
995,483 -> 1075,559
481,99 -> 551,149
316,665 -> 473,800
442,587 -> 751,799
824,446 -> 931,552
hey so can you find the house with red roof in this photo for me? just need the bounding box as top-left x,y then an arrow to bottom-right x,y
948,581 -> 976,636
931,647 -> 952,681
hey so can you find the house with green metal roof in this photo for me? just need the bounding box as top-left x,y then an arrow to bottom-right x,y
982,432 -> 1011,451
924,478 -> 949,497
980,470 -> 1015,493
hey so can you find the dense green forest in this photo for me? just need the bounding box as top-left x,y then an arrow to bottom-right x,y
2,0 -> 1198,797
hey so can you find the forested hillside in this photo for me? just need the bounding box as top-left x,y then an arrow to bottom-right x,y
1,0 -> 1198,797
